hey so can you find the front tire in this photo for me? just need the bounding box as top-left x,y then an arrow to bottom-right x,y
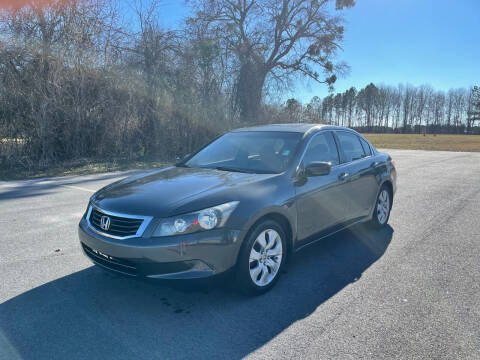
236,220 -> 287,295
370,185 -> 392,229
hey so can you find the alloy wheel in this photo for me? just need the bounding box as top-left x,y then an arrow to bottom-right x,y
377,189 -> 390,225
249,229 -> 283,286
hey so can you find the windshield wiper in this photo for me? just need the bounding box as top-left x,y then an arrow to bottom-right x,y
214,166 -> 255,174
213,166 -> 278,174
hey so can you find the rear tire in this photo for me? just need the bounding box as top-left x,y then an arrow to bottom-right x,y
369,185 -> 392,229
235,220 -> 287,295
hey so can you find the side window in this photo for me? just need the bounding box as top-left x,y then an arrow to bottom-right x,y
336,131 -> 366,162
359,137 -> 372,156
303,132 -> 340,165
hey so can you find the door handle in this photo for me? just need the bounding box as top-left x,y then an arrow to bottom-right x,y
338,172 -> 349,181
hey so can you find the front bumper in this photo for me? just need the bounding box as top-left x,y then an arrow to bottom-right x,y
78,218 -> 242,279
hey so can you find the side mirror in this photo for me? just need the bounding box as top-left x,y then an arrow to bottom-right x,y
305,161 -> 332,176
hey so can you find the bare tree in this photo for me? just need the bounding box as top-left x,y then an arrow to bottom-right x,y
413,85 -> 431,131
357,83 -> 378,129
333,92 -> 343,126
452,88 -> 467,132
306,95 -> 322,122
343,86 -> 356,127
188,0 -> 354,122
284,98 -> 303,122
321,93 -> 334,124
432,91 -> 445,131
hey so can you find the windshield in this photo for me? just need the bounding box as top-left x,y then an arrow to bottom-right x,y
183,131 -> 303,174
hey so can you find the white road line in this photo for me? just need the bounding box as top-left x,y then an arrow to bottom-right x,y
60,184 -> 95,193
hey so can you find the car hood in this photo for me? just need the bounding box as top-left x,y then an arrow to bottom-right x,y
91,166 -> 274,217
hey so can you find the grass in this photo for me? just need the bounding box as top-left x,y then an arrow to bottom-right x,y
363,134 -> 480,152
0,158 -> 170,181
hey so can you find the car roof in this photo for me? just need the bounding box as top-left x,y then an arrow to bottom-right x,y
231,123 -> 354,134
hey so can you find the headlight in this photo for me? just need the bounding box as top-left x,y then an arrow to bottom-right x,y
153,201 -> 239,237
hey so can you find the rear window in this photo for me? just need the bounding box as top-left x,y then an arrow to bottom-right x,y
359,137 -> 372,156
336,131 -> 366,162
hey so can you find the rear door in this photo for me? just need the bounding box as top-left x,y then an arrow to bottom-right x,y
334,131 -> 379,221
295,131 -> 349,241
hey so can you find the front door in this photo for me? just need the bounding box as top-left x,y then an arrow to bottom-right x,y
295,131 -> 349,242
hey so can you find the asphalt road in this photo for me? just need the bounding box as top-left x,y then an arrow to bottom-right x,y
1,149 -> 479,360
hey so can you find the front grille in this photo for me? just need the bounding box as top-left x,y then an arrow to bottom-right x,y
82,244 -> 137,276
89,208 -> 143,238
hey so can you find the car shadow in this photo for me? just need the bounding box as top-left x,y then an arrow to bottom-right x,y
0,224 -> 393,360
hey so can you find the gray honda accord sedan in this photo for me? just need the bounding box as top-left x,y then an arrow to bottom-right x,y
79,124 -> 396,294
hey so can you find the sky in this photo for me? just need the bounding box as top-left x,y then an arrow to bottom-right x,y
159,0 -> 480,102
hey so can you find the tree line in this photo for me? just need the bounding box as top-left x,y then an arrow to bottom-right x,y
0,0 -> 478,173
0,0 -> 355,170
283,84 -> 480,134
